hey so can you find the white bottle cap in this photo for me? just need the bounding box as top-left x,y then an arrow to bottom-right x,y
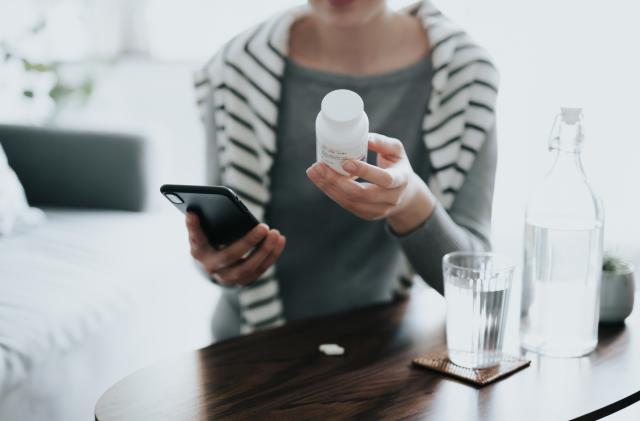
321,89 -> 364,123
560,107 -> 582,124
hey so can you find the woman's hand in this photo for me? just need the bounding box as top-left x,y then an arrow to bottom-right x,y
306,133 -> 435,235
186,213 -> 286,286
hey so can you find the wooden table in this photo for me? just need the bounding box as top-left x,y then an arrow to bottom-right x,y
95,287 -> 640,420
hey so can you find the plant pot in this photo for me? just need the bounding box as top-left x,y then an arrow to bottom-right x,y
599,264 -> 635,323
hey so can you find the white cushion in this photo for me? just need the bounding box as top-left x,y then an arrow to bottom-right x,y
0,144 -> 44,235
0,208 -> 218,395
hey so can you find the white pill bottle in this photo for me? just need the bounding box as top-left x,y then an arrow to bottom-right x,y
315,89 -> 369,176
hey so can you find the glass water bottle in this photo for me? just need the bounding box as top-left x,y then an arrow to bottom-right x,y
520,107 -> 604,357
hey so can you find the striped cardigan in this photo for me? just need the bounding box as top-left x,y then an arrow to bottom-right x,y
194,1 -> 499,334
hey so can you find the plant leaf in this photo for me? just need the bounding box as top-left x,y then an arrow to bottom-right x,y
49,82 -> 74,103
22,58 -> 55,73
603,252 -> 626,272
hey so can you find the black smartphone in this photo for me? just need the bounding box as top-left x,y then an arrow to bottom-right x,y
160,184 -> 259,247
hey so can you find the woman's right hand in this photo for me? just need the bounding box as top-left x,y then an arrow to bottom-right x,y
186,212 -> 286,286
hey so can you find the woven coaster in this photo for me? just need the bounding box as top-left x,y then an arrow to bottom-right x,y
413,348 -> 530,387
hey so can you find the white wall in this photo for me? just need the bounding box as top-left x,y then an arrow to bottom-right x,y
435,1 -> 640,266
142,0 -> 420,60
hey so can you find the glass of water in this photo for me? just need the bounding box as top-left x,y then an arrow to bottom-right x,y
443,252 -> 515,369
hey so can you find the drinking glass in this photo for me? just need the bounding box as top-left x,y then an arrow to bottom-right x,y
443,252 -> 515,369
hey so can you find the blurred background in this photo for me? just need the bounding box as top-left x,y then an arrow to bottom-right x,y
0,1 -> 639,420
2,0 -> 638,259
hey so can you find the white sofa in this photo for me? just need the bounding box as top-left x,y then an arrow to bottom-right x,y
0,125 -> 219,421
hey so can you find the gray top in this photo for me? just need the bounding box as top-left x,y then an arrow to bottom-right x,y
212,55 -> 497,340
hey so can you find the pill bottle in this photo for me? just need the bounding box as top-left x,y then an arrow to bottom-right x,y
315,89 -> 369,176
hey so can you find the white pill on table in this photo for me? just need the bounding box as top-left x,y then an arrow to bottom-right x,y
319,343 -> 345,356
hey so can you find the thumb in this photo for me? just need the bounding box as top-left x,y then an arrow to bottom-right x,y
367,133 -> 404,160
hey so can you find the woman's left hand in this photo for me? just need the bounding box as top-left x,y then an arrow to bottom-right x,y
306,133 -> 435,235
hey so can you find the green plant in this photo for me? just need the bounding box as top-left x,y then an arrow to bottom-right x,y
603,253 -> 627,273
1,19 -> 95,110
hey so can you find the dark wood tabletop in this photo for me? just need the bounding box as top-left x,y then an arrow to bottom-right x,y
95,287 -> 640,420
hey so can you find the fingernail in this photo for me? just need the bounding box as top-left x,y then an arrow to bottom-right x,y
342,160 -> 356,173
315,164 -> 326,179
255,225 -> 267,237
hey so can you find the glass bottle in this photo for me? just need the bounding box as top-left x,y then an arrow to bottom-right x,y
520,107 -> 604,357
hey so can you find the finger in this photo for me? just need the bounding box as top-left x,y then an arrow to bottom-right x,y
255,234 -> 286,276
217,229 -> 280,284
322,177 -> 401,217
307,163 -> 344,195
186,213 -> 211,254
233,230 -> 280,284
308,163 -> 374,204
214,223 -> 269,269
349,201 -> 393,220
306,162 -> 328,184
367,133 -> 404,160
342,159 -> 406,189
308,162 -> 351,182
320,181 -> 358,211
240,231 -> 283,285
320,166 -> 402,206
308,163 -> 400,212
319,177 -> 393,213
186,212 -> 203,240
309,163 -> 369,200
211,273 -> 235,287
213,274 -> 234,287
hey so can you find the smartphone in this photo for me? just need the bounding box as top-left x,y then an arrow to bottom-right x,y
160,184 -> 259,247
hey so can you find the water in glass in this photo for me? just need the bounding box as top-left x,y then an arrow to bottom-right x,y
444,252 -> 514,369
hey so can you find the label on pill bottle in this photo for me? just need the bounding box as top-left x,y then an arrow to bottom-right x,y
319,143 -> 367,176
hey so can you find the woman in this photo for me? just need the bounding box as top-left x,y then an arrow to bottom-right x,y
190,0 -> 498,340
